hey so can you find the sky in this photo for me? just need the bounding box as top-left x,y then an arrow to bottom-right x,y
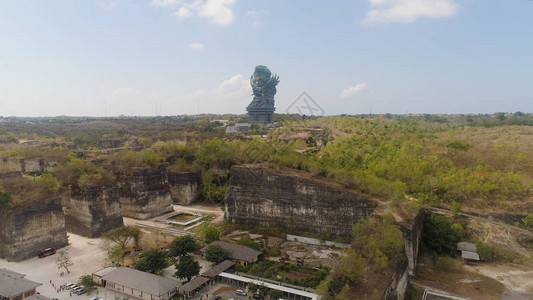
0,0 -> 532,117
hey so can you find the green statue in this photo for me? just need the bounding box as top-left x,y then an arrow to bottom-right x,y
248,65 -> 279,108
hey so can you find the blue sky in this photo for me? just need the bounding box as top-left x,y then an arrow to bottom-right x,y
1,0 -> 532,117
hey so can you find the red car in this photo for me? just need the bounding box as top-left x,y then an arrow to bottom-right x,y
38,247 -> 56,258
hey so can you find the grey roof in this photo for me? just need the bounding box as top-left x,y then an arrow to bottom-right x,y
0,270 -> 41,298
178,277 -> 209,294
92,267 -> 117,278
101,267 -> 181,296
457,242 -> 476,253
0,268 -> 25,278
25,294 -> 53,300
201,241 -> 261,263
461,251 -> 480,261
202,260 -> 235,278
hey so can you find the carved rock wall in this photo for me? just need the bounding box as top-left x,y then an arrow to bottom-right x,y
116,166 -> 173,220
224,166 -> 378,237
382,209 -> 425,299
0,197 -> 68,261
62,185 -> 124,238
168,171 -> 201,205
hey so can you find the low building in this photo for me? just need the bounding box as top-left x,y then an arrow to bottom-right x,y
461,251 -> 480,262
91,267 -> 117,285
457,242 -> 476,253
177,277 -> 209,297
200,241 -> 261,265
100,267 -> 181,300
0,268 -> 41,300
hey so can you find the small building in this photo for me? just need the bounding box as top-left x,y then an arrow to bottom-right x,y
202,260 -> 235,279
0,268 -> 41,300
461,251 -> 480,262
100,267 -> 181,300
457,242 -> 476,253
200,241 -> 261,265
177,277 -> 209,298
91,267 -> 117,285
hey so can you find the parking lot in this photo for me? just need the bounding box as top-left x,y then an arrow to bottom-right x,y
0,233 -> 108,300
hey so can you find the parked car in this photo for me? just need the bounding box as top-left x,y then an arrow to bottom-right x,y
75,288 -> 86,295
252,294 -> 264,300
236,289 -> 247,296
66,283 -> 77,290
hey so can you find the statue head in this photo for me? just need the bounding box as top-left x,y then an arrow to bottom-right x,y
253,65 -> 271,86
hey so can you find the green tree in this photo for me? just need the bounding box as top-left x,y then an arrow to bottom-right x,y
56,250 -> 73,274
169,235 -> 197,257
103,226 -> 139,249
0,191 -> 12,208
106,246 -> 126,266
134,249 -> 168,274
204,244 -> 232,264
174,255 -> 200,281
203,226 -> 220,244
78,275 -> 97,289
422,215 -> 462,254
268,289 -> 283,299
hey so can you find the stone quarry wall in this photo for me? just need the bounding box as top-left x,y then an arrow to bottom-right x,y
224,165 -> 378,237
62,185 -> 124,238
0,157 -> 45,174
0,197 -> 68,261
116,165 -> 173,220
168,171 -> 201,205
382,209 -> 425,299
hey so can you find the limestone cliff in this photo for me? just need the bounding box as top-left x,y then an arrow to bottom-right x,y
62,184 -> 123,237
116,165 -> 173,219
168,171 -> 201,205
0,197 -> 68,261
224,165 -> 378,237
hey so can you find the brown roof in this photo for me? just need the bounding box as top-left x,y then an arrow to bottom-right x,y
201,241 -> 261,263
178,277 -> 209,294
202,260 -> 235,278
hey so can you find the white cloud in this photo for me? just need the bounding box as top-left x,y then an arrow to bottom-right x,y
183,74 -> 251,113
198,0 -> 236,26
149,0 -> 181,7
175,6 -> 191,18
152,0 -> 237,26
96,1 -> 117,11
340,83 -> 368,99
362,0 -> 459,26
246,9 -> 268,26
189,42 -> 204,50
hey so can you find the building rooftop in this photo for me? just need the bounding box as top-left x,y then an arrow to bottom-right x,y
202,260 -> 235,278
178,277 -> 210,294
457,242 -> 477,253
101,267 -> 181,296
92,267 -> 117,278
201,241 -> 261,263
0,269 -> 41,298
461,251 -> 480,261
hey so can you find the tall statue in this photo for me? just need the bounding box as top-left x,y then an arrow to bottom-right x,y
247,65 -> 279,124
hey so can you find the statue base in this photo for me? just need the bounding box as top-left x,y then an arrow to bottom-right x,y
247,106 -> 275,124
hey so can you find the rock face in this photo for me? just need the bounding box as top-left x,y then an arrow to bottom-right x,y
0,197 -> 68,261
62,185 -> 124,238
168,171 -> 201,205
116,166 -> 174,220
224,165 -> 378,238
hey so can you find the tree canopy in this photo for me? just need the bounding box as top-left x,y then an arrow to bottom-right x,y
204,244 -> 232,264
174,255 -> 200,281
134,249 -> 168,274
169,235 -> 197,257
